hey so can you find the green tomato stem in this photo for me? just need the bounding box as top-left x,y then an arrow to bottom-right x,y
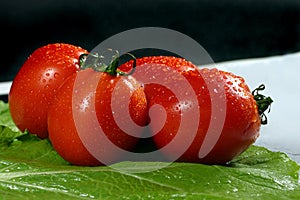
79,49 -> 136,76
252,84 -> 273,125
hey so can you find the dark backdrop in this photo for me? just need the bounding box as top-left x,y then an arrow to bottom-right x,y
0,0 -> 299,81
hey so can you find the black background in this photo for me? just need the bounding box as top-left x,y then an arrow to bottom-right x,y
0,0 -> 299,82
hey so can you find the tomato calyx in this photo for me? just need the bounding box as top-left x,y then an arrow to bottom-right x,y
252,84 -> 273,125
79,49 -> 136,76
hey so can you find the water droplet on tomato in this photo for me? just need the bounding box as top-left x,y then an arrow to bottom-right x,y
240,104 -> 245,110
168,96 -> 174,101
251,115 -> 258,122
216,76 -> 223,82
56,60 -> 65,65
54,73 -> 59,78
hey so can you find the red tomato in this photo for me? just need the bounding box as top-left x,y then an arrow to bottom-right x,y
47,68 -> 148,166
9,43 -> 88,138
120,56 -> 262,164
150,68 -> 260,164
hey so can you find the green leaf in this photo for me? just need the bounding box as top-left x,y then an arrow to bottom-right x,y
0,101 -> 26,145
0,100 -> 299,199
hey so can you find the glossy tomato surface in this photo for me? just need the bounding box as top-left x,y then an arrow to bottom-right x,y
47,68 -> 148,166
120,56 -> 261,164
9,43 -> 88,138
150,68 -> 261,164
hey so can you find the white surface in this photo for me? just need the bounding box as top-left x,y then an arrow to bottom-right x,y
0,81 -> 12,95
0,53 -> 299,164
215,52 -> 300,164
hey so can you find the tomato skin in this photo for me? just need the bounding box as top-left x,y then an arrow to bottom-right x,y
47,68 -> 148,166
9,43 -> 88,138
150,68 -> 261,164
120,56 -> 261,164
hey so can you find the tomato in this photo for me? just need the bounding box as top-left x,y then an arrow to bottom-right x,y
120,56 -> 263,164
9,43 -> 88,138
47,68 -> 148,166
151,68 -> 261,164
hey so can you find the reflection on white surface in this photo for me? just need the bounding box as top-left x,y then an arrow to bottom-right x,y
215,52 -> 300,164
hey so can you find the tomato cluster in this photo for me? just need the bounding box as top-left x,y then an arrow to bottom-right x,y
9,43 -> 271,166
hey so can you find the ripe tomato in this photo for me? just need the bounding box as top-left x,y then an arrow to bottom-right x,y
9,43 -> 88,138
120,56 -> 262,164
47,68 -> 148,166
151,68 -> 261,164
